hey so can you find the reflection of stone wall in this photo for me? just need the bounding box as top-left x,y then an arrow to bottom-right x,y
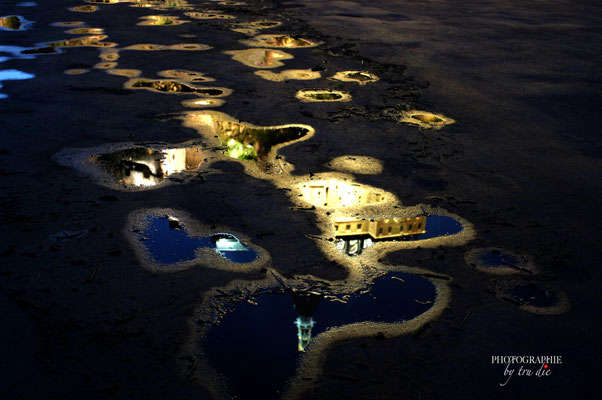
335,216 -> 426,239
301,181 -> 386,207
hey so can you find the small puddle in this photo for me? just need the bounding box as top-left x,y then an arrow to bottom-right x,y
0,15 -> 34,31
296,89 -> 351,102
331,71 -> 378,85
65,27 -> 105,35
298,179 -> 389,208
203,271 -> 436,399
125,78 -> 230,96
465,248 -> 535,275
124,43 -> 211,51
255,69 -> 321,82
399,110 -> 455,130
505,284 -> 558,308
137,15 -> 189,26
181,98 -> 225,108
50,21 -> 86,27
17,2 -> 38,6
333,215 -> 463,256
21,35 -> 118,54
138,215 -> 257,265
64,68 -> 90,75
157,69 -> 214,82
106,68 -> 141,77
0,69 -> 35,99
242,34 -> 319,48
69,5 -> 99,12
94,61 -> 117,69
224,48 -> 293,68
184,12 -> 235,20
183,111 -> 313,171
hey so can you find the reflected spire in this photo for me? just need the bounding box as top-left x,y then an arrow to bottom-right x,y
292,293 -> 322,352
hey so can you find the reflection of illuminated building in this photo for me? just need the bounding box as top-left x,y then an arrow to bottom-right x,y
97,147 -> 203,187
292,293 -> 322,352
300,181 -> 386,207
334,216 -> 427,239
192,113 -> 310,168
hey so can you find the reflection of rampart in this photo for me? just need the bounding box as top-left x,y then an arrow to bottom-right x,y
300,181 -> 387,207
334,216 -> 427,239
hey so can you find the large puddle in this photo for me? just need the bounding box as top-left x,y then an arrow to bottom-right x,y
125,78 -> 230,96
298,179 -> 390,208
183,111 -> 313,172
138,214 -> 258,265
334,215 -> 463,256
203,271 -> 436,399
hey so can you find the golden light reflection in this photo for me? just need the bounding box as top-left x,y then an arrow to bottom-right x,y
298,179 -> 389,208
157,69 -> 214,82
295,89 -> 351,102
125,78 -> 231,96
64,69 -> 90,75
106,68 -> 142,77
137,15 -> 189,26
184,11 -> 235,19
224,48 -> 293,69
331,71 -> 378,85
398,110 -> 455,130
180,98 -> 226,108
65,27 -> 105,35
254,69 -> 321,82
334,216 -> 426,239
241,34 -> 319,48
69,5 -> 99,12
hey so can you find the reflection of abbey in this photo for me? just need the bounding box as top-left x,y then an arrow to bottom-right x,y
100,147 -> 203,187
300,181 -> 387,207
334,216 -> 427,239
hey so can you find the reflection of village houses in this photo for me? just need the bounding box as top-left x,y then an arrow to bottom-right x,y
98,147 -> 203,186
300,181 -> 387,207
334,216 -> 427,256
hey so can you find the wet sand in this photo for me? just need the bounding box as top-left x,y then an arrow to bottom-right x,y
1,1 -> 600,399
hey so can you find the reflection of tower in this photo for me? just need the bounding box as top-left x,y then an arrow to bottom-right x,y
291,293 -> 322,352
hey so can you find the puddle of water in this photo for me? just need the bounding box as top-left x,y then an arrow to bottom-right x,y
124,43 -> 211,51
94,61 -> 117,69
21,35 -> 118,55
126,78 -> 230,96
157,69 -> 214,82
137,15 -> 189,26
139,215 -> 257,265
224,48 -> 293,68
17,2 -> 38,6
331,71 -> 378,85
505,284 -> 558,308
65,27 -> 105,35
0,15 -> 34,31
94,146 -> 207,188
0,46 -> 37,60
184,12 -> 235,20
296,89 -> 351,102
242,34 -> 319,48
333,215 -> 462,255
64,68 -> 90,75
298,179 -> 389,208
479,250 -> 519,268
185,112 -> 312,170
255,69 -> 321,82
69,5 -> 99,12
50,21 -> 86,27
181,98 -> 225,108
204,271 -> 436,399
0,69 -> 35,99
106,68 -> 141,77
399,110 -> 455,130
